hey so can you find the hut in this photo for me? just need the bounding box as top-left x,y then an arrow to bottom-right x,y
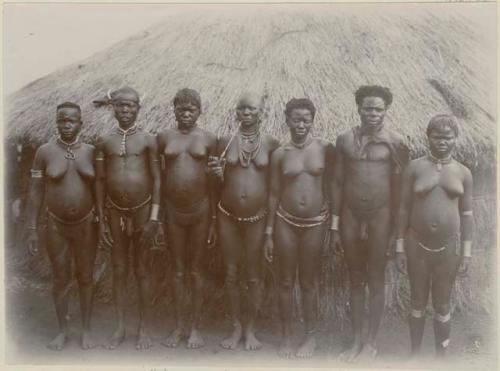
5,5 -> 496,324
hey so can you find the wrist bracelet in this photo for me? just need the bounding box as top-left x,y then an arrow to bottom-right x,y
149,203 -> 160,221
330,215 -> 339,231
396,238 -> 405,253
27,225 -> 37,230
463,241 -> 472,257
264,226 -> 273,235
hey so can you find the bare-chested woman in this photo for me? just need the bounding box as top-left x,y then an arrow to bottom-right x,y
396,114 -> 473,357
157,88 -> 217,349
95,87 -> 161,350
331,86 -> 409,362
264,98 -> 335,359
26,102 -> 97,351
207,92 -> 279,351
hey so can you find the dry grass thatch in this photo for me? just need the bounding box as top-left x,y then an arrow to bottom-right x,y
6,6 -> 496,170
5,6 -> 496,322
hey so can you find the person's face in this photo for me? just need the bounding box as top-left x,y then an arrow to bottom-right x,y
286,108 -> 314,140
174,101 -> 200,128
56,107 -> 82,142
112,92 -> 140,126
358,96 -> 387,129
236,95 -> 262,128
428,125 -> 456,158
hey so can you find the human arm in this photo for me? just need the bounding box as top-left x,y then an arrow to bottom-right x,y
330,136 -> 344,254
207,133 -> 218,248
395,162 -> 414,274
95,138 -> 113,247
263,148 -> 282,263
25,146 -> 46,255
458,167 -> 474,276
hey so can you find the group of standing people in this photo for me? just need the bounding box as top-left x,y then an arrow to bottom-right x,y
25,84 -> 473,362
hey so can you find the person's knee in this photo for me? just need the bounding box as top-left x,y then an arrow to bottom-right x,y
190,270 -> 203,285
225,265 -> 238,287
433,303 -> 451,321
280,276 -> 294,291
174,271 -> 184,285
75,270 -> 93,288
350,270 -> 366,290
53,273 -> 71,292
112,260 -> 128,280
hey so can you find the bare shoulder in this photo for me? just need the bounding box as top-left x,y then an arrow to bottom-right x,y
272,145 -> 285,161
455,160 -> 473,181
317,137 -> 335,150
81,142 -> 95,155
386,128 -> 406,146
36,142 -> 51,157
95,133 -> 110,150
263,133 -> 280,150
200,128 -> 217,144
335,129 -> 351,150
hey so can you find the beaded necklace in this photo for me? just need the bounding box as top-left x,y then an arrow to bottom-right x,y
116,124 -> 138,157
56,136 -> 80,160
237,127 -> 261,167
428,153 -> 452,172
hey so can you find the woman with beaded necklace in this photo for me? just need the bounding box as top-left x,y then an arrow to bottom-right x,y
207,91 -> 279,351
157,88 -> 217,349
26,102 -> 98,351
263,98 -> 335,359
396,114 -> 473,358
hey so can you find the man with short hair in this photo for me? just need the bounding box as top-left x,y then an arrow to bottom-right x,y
95,87 -> 161,350
331,85 -> 409,362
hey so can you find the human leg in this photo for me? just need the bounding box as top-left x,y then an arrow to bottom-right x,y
364,207 -> 391,355
185,210 -> 210,349
45,218 -> 72,351
274,217 -> 299,358
218,211 -> 244,350
71,216 -> 98,349
406,231 -> 431,356
295,222 -> 327,358
242,218 -> 266,351
339,207 -> 366,362
105,209 -> 130,349
431,242 -> 461,357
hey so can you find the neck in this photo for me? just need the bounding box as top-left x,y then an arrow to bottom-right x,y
118,122 -> 136,131
429,151 -> 452,161
360,122 -> 383,134
291,134 -> 311,148
177,123 -> 196,134
58,136 -> 79,146
239,123 -> 259,135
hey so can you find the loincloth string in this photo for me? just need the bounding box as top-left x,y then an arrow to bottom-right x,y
277,204 -> 329,228
218,201 -> 267,223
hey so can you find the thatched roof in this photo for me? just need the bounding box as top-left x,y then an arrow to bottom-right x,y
6,6 -> 495,170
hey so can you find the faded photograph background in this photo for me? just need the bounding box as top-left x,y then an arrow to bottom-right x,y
3,3 -> 497,370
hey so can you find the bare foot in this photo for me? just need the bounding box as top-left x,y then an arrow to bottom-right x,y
136,329 -> 153,350
81,331 -> 97,350
105,327 -> 125,350
162,328 -> 184,348
244,330 -> 262,351
359,342 -> 378,359
220,325 -> 242,350
186,328 -> 204,349
47,332 -> 67,351
278,338 -> 294,359
339,341 -> 363,363
296,336 -> 316,358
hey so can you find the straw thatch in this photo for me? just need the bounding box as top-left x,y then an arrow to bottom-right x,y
5,6 -> 496,323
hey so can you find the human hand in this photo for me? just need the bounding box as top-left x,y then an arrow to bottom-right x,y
263,236 -> 274,263
386,232 -> 397,260
458,256 -> 472,277
207,156 -> 225,180
331,230 -> 343,256
139,220 -> 159,249
207,219 -> 217,249
26,229 -> 39,256
395,252 -> 407,275
98,221 -> 114,248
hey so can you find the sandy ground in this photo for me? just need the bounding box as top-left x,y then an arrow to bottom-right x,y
5,274 -> 497,371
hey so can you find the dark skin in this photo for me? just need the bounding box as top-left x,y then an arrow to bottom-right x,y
208,93 -> 279,351
26,106 -> 97,351
396,125 -> 473,357
157,100 -> 217,349
331,96 -> 405,362
263,107 -> 335,359
95,89 -> 161,350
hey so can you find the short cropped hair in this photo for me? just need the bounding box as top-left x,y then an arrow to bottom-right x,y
285,98 -> 316,118
110,86 -> 140,102
57,102 -> 81,114
173,88 -> 201,110
355,85 -> 393,107
427,114 -> 459,137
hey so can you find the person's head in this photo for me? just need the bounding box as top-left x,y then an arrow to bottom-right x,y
110,86 -> 141,127
173,88 -> 201,129
355,85 -> 393,130
284,98 -> 316,141
236,92 -> 264,129
427,114 -> 459,158
56,102 -> 82,142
